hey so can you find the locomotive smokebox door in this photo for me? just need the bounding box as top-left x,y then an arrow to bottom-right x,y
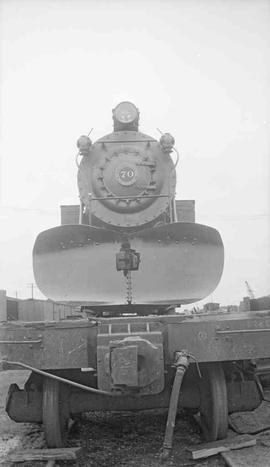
97,331 -> 164,395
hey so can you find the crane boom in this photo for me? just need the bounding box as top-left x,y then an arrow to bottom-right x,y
245,281 -> 255,299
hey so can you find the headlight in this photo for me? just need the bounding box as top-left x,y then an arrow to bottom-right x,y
113,102 -> 139,126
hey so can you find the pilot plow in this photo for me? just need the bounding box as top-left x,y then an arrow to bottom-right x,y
33,222 -> 224,307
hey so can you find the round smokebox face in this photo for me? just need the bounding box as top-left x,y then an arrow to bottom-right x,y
115,165 -> 137,186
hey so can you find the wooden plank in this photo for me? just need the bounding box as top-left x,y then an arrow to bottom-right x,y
190,434 -> 256,460
222,446 -> 270,467
229,400 -> 270,434
6,447 -> 83,462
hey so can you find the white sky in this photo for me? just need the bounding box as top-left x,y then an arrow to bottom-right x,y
0,0 -> 269,306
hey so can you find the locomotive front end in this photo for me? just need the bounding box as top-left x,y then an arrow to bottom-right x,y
5,101 -> 270,457
33,102 -> 224,309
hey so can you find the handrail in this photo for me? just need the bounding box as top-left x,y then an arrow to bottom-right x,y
88,194 -> 171,201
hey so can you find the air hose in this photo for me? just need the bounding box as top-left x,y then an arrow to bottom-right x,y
160,351 -> 191,460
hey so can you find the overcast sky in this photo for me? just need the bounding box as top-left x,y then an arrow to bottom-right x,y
0,0 -> 269,306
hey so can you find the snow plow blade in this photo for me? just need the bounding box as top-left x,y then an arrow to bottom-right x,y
33,223 -> 224,306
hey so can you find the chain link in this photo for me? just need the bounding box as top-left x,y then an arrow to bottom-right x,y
126,271 -> 132,304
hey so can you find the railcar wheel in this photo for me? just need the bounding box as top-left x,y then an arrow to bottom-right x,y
199,362 -> 228,441
42,377 -> 69,448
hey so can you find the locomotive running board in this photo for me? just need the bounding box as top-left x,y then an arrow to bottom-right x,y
33,223 -> 224,306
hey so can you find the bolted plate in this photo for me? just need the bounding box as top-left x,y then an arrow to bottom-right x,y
33,223 -> 224,306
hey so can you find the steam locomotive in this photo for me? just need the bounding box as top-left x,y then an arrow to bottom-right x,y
2,102 -> 270,456
33,101 -> 224,313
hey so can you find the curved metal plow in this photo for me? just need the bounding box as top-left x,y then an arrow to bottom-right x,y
33,223 -> 224,306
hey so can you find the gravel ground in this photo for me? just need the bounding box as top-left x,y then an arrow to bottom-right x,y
0,370 -> 226,466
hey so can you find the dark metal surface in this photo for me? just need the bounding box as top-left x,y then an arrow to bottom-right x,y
227,381 -> 261,413
0,319 -> 96,369
6,383 -> 43,422
5,371 -> 201,423
2,311 -> 270,370
6,366 -> 261,423
33,222 -> 224,306
167,310 -> 270,361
